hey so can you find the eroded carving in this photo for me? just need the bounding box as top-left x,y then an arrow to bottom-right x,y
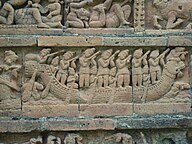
23,47 -> 189,109
151,0 -> 192,29
0,50 -> 21,112
0,0 -> 63,28
64,134 -> 83,144
105,133 -> 133,144
66,0 -> 133,28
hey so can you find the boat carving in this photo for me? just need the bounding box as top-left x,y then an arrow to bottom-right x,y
23,47 -> 189,104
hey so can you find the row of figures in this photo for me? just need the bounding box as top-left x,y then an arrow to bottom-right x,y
25,47 -> 187,89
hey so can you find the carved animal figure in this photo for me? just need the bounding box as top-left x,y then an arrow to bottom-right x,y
153,0 -> 192,29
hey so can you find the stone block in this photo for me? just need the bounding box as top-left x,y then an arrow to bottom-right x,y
0,37 -> 37,47
22,104 -> 79,118
80,104 -> 133,117
134,103 -> 191,115
102,37 -> 167,46
38,36 -> 103,47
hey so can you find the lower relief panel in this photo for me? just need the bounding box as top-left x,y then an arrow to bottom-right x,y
0,47 -> 191,117
0,129 -> 191,144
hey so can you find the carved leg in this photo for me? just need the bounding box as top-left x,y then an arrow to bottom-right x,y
61,74 -> 67,85
84,74 -> 90,87
132,75 -> 137,87
79,74 -> 85,88
138,74 -> 142,87
151,71 -> 156,84
124,74 -> 130,87
110,3 -> 130,26
2,3 -> 14,24
153,15 -> 162,29
157,70 -> 161,81
30,8 -> 49,28
89,8 -> 106,28
97,76 -> 103,88
166,11 -> 184,29
56,72 -> 61,82
117,75 -> 124,87
0,16 -> 7,24
103,75 -> 109,87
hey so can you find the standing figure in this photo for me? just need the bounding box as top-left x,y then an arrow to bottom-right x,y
142,55 -> 149,86
97,49 -> 119,88
79,48 -> 99,88
67,67 -> 78,89
149,49 -> 170,84
56,51 -> 75,85
132,49 -> 150,87
108,67 -> 117,88
116,50 -> 131,87
50,56 -> 59,74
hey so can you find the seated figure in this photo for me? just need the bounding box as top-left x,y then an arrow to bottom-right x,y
89,0 -> 132,28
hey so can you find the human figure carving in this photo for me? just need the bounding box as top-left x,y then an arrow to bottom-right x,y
25,49 -> 65,64
22,70 -> 44,102
67,0 -> 92,28
116,50 -> 131,87
42,0 -> 63,28
67,67 -> 78,89
64,134 -> 83,144
0,1 -> 14,24
0,0 -> 49,27
132,49 -> 150,87
109,67 -> 117,88
105,133 -> 133,144
50,56 -> 59,74
89,0 -> 132,28
79,48 -> 100,88
152,0 -> 192,29
97,49 -> 119,88
56,51 -> 77,85
149,49 -> 169,84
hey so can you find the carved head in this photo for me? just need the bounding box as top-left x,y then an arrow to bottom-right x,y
83,48 -> 95,58
133,49 -> 143,59
110,67 -> 116,77
118,50 -> 129,60
150,49 -> 159,58
101,49 -> 113,59
115,133 -> 133,144
64,134 -> 83,144
51,56 -> 59,66
63,51 -> 73,60
40,49 -> 51,57
153,0 -> 168,9
4,50 -> 19,65
78,8 -> 90,18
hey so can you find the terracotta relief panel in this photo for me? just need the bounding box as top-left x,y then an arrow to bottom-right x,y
20,47 -> 190,117
65,0 -> 134,29
146,0 -> 192,30
0,0 -> 63,28
0,49 -> 22,116
0,130 -> 189,144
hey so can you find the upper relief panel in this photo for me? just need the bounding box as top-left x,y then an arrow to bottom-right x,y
146,0 -> 192,30
65,0 -> 134,29
0,0 -> 63,29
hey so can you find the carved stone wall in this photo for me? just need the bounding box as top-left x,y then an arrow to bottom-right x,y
0,0 -> 192,144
